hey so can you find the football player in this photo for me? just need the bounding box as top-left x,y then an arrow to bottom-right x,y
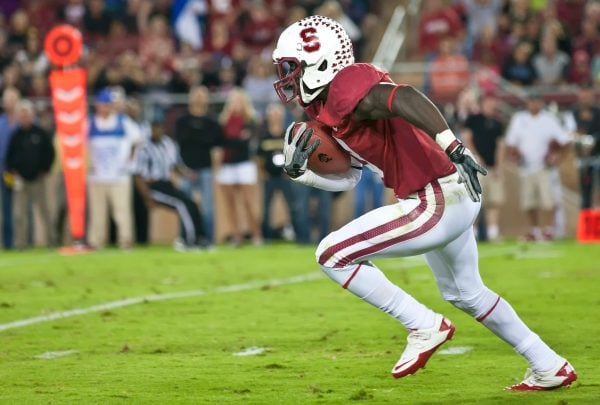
273,15 -> 576,390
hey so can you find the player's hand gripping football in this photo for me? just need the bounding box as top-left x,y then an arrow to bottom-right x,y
283,122 -> 320,178
447,143 -> 488,202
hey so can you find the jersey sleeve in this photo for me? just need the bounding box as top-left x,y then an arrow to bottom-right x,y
319,63 -> 391,127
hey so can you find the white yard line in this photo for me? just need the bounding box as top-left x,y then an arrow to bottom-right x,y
34,350 -> 79,359
232,347 -> 269,357
0,272 -> 322,333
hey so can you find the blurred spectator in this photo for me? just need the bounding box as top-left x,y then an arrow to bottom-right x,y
568,50 -> 592,84
58,0 -> 86,29
94,19 -> 140,60
505,93 -> 571,241
118,0 -> 143,34
0,30 -> 12,73
295,186 -> 333,243
555,0 -> 586,37
256,103 -> 305,242
242,56 -> 278,121
532,34 -> 570,85
572,17 -> 600,61
460,0 -> 502,56
353,167 -> 384,218
83,0 -> 113,41
126,97 -> 151,244
461,93 -> 505,241
472,24 -> 504,67
238,0 -> 279,55
5,100 -> 56,249
87,88 -> 141,249
139,14 -> 175,69
501,41 -> 537,86
430,36 -> 470,103
173,42 -> 202,75
14,32 -> 49,81
217,88 -> 262,246
7,9 -> 29,53
418,0 -> 464,58
570,87 -> 600,208
0,86 -> 19,249
175,86 -> 223,243
285,5 -> 308,26
317,1 -> 362,43
132,120 -> 209,251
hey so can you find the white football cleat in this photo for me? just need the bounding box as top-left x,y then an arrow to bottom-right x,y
507,360 -> 577,391
391,314 -> 455,378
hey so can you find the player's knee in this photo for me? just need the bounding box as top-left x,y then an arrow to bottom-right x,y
315,233 -> 344,268
445,287 -> 498,318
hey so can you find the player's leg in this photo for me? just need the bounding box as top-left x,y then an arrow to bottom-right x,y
316,179 -> 469,377
425,226 -> 576,389
87,183 -> 108,249
109,181 -> 133,249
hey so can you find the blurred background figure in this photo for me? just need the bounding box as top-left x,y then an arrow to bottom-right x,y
505,93 -> 570,241
257,103 -> 305,242
87,88 -> 141,249
126,97 -> 151,244
353,167 -> 384,219
132,120 -> 208,252
462,93 -> 505,241
5,100 -> 55,249
216,88 -> 262,246
175,85 -> 223,244
570,87 -> 600,209
0,86 -> 20,250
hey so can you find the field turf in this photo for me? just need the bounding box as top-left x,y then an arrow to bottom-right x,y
0,241 -> 598,404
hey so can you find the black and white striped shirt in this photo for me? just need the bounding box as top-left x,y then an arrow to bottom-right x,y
132,136 -> 180,181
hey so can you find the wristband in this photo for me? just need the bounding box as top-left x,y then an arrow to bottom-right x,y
435,129 -> 461,154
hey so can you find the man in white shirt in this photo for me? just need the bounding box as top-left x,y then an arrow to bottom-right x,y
505,93 -> 571,241
87,88 -> 141,249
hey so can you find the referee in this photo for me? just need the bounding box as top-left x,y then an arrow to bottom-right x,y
132,121 -> 208,250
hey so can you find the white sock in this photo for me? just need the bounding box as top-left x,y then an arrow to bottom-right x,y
481,298 -> 560,372
322,262 -> 436,330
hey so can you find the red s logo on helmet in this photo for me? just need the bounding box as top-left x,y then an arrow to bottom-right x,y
300,27 -> 321,52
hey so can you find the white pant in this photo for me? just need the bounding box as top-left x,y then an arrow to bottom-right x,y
316,173 -> 482,302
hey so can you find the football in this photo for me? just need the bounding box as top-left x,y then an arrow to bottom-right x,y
294,121 -> 351,175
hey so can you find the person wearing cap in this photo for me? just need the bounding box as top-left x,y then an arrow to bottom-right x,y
87,87 -> 141,249
505,92 -> 571,241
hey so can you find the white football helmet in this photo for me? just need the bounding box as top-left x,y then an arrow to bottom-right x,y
272,15 -> 354,104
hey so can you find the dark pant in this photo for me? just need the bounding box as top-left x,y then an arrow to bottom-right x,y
262,176 -> 304,240
580,165 -> 600,209
1,181 -> 13,249
293,183 -> 332,243
149,180 -> 205,246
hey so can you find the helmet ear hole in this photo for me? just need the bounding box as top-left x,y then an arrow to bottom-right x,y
318,60 -> 328,71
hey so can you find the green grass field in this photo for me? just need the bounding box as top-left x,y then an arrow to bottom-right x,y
0,241 -> 598,404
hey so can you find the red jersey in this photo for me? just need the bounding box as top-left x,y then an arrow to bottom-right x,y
304,63 -> 455,199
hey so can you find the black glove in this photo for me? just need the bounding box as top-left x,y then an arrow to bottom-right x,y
447,143 -> 488,202
283,123 -> 320,178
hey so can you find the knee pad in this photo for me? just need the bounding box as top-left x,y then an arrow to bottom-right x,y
445,287 -> 498,319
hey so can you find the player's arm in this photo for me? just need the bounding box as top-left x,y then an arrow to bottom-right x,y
354,83 -> 487,202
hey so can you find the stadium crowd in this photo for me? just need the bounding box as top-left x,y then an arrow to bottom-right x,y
0,0 -> 598,250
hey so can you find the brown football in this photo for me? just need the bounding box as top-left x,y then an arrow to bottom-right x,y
293,121 -> 351,175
